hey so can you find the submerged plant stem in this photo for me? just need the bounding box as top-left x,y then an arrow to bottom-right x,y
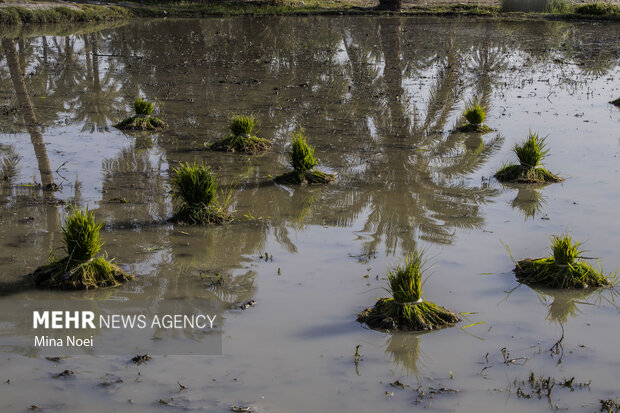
495,164 -> 563,183
114,114 -> 167,131
358,298 -> 460,331
171,203 -> 232,225
515,258 -> 610,288
210,134 -> 271,153
273,170 -> 335,185
456,123 -> 493,133
513,234 -> 614,288
31,256 -> 132,290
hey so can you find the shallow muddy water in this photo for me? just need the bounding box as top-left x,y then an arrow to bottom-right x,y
0,15 -> 619,412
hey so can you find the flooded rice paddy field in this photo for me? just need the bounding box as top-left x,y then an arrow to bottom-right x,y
0,15 -> 619,412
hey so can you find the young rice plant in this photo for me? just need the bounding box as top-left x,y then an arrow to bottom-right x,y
210,115 -> 271,153
273,128 -> 335,185
513,234 -> 615,288
30,207 -> 132,289
495,131 -> 562,183
114,97 -> 167,131
170,162 -> 231,224
358,251 -> 460,331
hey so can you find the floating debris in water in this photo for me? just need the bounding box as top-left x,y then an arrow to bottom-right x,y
239,300 -> 256,310
511,371 -> 590,400
54,369 -> 75,378
600,398 -> 620,412
45,356 -> 67,363
131,354 -> 152,365
390,380 -> 407,389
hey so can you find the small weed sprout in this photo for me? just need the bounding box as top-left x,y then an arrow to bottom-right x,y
495,131 -> 562,183
30,207 -> 132,289
274,128 -> 335,185
358,251 -> 460,331
513,234 -> 615,288
210,115 -> 271,153
114,97 -> 167,131
170,162 -> 231,224
456,98 -> 492,133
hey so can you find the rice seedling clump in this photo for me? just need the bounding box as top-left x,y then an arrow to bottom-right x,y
574,2 -> 620,15
495,131 -> 562,183
114,97 -> 168,131
514,234 -> 614,288
357,252 -> 460,331
210,115 -> 271,153
456,98 -> 493,133
170,162 -> 232,224
273,128 -> 335,185
30,207 -> 132,289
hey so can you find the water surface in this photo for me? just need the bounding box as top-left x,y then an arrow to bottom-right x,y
0,16 -> 619,412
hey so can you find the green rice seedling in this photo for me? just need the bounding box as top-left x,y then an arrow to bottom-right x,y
29,207 -> 132,289
114,97 -> 167,131
210,115 -> 271,153
611,97 -> 620,107
170,162 -> 231,224
134,97 -> 154,116
513,234 -> 615,288
495,131 -> 562,183
62,207 -> 103,261
456,98 -> 492,133
574,2 -> 620,15
357,252 -> 460,331
229,115 -> 257,136
289,130 -> 317,172
273,128 -> 335,185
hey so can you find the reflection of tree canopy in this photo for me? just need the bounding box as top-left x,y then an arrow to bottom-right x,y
100,135 -> 169,224
0,17 -> 618,274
